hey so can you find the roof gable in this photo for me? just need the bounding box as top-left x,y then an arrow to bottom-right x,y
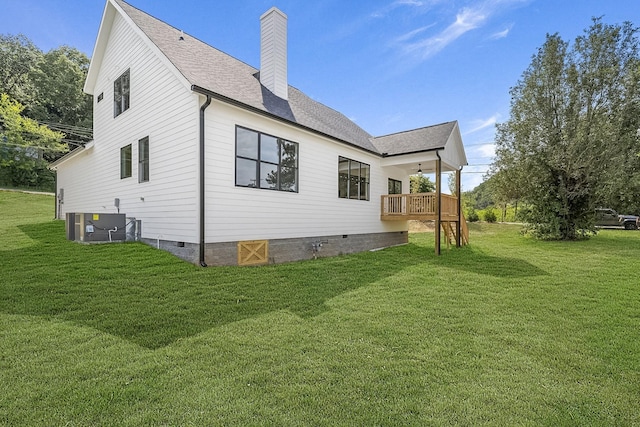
110,0 -> 378,153
86,0 -> 466,163
372,121 -> 458,157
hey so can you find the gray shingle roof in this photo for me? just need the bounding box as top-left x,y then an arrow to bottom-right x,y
114,0 -> 454,157
371,122 -> 457,156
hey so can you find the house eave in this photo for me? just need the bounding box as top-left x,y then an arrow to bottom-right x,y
49,141 -> 94,170
190,85 -> 381,157
381,147 -> 445,157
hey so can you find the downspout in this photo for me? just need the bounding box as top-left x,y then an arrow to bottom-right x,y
53,172 -> 58,220
435,150 -> 442,256
456,166 -> 462,247
199,95 -> 212,267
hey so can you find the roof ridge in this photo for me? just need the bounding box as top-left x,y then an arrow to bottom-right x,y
113,0 -> 259,73
373,121 -> 456,139
107,0 -> 454,157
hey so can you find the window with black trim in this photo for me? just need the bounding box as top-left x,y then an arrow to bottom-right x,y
114,69 -> 130,117
138,137 -> 149,182
235,126 -> 298,192
338,156 -> 370,200
388,178 -> 402,194
120,144 -> 132,179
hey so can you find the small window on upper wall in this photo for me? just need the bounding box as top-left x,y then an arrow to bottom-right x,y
120,144 -> 132,179
138,137 -> 149,183
114,69 -> 130,117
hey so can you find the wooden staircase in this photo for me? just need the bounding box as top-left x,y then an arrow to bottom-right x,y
440,212 -> 469,248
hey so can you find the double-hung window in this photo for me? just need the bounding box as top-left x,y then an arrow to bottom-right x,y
138,137 -> 149,182
120,144 -> 132,179
235,126 -> 298,192
114,69 -> 130,117
338,156 -> 370,201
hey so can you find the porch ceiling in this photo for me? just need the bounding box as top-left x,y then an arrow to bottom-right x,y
380,152 -> 460,175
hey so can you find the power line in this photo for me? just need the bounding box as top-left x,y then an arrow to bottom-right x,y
464,142 -> 495,147
0,140 -> 67,152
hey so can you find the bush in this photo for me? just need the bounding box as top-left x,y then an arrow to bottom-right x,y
484,208 -> 497,223
466,208 -> 479,222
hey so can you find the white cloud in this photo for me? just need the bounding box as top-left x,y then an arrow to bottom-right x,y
489,24 -> 513,40
394,26 -> 432,43
399,0 -> 529,60
476,143 -> 496,157
462,172 -> 486,191
395,0 -> 425,5
403,6 -> 488,59
371,0 -> 431,18
466,114 -> 500,134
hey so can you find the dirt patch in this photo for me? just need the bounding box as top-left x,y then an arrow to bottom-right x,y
408,220 -> 435,233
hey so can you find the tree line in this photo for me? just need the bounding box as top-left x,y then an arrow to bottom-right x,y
0,34 -> 92,190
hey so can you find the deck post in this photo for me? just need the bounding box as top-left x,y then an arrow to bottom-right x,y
435,155 -> 442,255
456,168 -> 461,247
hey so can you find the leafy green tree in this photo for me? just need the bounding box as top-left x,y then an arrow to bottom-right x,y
29,46 -> 93,129
463,178 -> 494,210
410,175 -> 435,193
0,94 -> 65,189
490,18 -> 640,239
488,167 -> 524,220
0,34 -> 42,108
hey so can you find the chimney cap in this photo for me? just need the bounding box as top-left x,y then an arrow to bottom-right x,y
260,6 -> 287,20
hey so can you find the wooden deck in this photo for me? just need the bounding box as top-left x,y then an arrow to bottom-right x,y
381,192 -> 469,247
381,193 -> 459,221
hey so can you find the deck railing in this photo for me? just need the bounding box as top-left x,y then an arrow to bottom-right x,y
381,193 -> 459,220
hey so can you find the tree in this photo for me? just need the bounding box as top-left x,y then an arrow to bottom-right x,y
463,178 -> 495,210
29,46 -> 93,129
490,18 -> 640,239
410,174 -> 435,193
0,94 -> 65,189
0,34 -> 42,108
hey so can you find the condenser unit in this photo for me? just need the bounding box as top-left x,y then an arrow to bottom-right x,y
66,213 -> 126,243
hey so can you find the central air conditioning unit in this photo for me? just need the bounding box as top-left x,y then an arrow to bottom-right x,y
66,213 -> 126,243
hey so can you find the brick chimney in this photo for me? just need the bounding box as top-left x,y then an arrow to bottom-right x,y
260,7 -> 288,100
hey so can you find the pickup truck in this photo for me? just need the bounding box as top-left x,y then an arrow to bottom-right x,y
595,208 -> 639,230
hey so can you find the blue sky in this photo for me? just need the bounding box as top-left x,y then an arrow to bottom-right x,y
2,0 -> 639,190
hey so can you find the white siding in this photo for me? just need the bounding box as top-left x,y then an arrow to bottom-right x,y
204,101 -> 407,243
57,13 -> 200,242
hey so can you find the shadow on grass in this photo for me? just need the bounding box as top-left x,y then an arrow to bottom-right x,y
434,247 -> 548,278
409,231 -> 548,278
1,222 -> 428,349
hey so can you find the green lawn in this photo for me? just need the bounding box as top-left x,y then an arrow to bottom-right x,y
1,190 -> 639,426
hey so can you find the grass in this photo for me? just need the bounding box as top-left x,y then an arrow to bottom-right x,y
1,189 -> 639,426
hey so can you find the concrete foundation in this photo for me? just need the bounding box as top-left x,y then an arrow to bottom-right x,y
142,231 -> 408,266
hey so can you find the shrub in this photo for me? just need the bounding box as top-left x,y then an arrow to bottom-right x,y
484,208 -> 497,223
466,208 -> 479,222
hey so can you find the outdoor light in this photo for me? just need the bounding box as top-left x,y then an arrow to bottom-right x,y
417,163 -> 423,176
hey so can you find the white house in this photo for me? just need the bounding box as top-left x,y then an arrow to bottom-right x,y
51,0 -> 468,266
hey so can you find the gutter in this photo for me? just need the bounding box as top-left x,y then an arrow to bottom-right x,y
380,146 -> 446,158
435,150 -> 442,256
49,141 -> 95,170
190,85 -> 381,157
199,94 -> 212,267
